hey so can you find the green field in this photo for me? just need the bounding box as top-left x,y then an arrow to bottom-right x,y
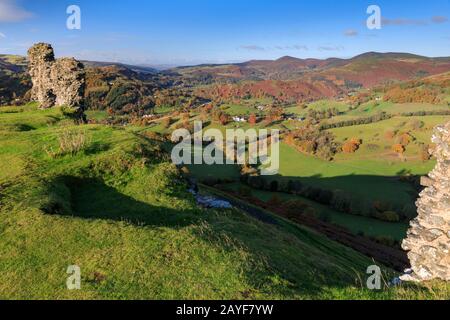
174,113 -> 449,238
85,110 -> 109,122
221,182 -> 408,241
349,102 -> 450,116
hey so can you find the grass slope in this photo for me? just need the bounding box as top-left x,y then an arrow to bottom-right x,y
0,105 -> 448,299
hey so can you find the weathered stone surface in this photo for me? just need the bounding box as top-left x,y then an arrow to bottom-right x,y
28,43 -> 85,116
402,121 -> 450,282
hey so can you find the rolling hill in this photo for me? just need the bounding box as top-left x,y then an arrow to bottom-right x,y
1,51 -> 450,110
174,52 -> 450,85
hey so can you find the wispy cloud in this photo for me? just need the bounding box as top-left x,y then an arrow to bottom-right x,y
318,46 -> 344,51
0,0 -> 33,22
344,29 -> 358,37
382,18 -> 428,26
381,16 -> 448,27
240,45 -> 266,51
0,32 -> 6,38
432,16 -> 448,24
274,45 -> 308,51
241,44 -> 308,52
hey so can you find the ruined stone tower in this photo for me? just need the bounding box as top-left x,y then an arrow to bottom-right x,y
402,121 -> 450,282
28,43 -> 85,115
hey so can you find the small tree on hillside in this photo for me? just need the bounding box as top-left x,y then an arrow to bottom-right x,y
249,113 -> 257,126
392,143 -> 405,154
162,117 -> 171,129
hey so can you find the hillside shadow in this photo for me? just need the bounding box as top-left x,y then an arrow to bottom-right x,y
58,177 -> 200,229
47,175 -> 396,298
10,123 -> 36,132
84,142 -> 111,155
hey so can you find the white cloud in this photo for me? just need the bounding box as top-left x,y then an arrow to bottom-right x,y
318,45 -> 344,51
240,45 -> 266,51
382,18 -> 428,26
0,0 -> 33,22
275,45 -> 308,51
432,16 -> 448,24
344,29 -> 358,37
0,32 -> 6,38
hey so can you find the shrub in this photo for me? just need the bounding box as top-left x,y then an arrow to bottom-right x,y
342,138 -> 361,153
144,131 -> 163,141
248,113 -> 257,126
372,236 -> 397,248
373,201 -> 390,213
238,186 -> 252,197
247,175 -> 266,190
219,113 -> 230,125
392,144 -> 405,154
287,180 -> 303,193
181,113 -> 190,121
283,200 -> 309,215
267,194 -> 282,206
420,144 -> 431,161
398,133 -> 414,146
161,117 -> 172,129
180,166 -> 190,176
375,211 -> 400,222
269,180 -> 279,192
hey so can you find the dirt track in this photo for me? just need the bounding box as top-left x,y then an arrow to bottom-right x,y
210,187 -> 410,272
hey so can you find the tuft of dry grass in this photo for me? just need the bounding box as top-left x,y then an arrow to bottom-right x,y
46,128 -> 90,158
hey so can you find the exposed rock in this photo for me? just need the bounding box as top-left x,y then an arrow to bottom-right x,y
402,121 -> 450,282
28,43 -> 86,120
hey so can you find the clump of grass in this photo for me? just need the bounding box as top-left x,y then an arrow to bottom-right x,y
45,128 -> 90,158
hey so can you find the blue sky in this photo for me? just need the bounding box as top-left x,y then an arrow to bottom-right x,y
0,0 -> 449,66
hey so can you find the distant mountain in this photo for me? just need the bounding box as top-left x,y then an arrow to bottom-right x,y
172,52 -> 450,88
0,55 -> 31,105
0,54 -> 28,73
320,52 -> 450,88
0,54 -> 168,108
2,51 -> 450,108
81,61 -> 158,74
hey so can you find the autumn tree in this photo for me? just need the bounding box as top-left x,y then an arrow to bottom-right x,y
420,144 -> 431,161
219,113 -> 230,125
181,112 -> 190,121
398,133 -> 414,146
249,113 -> 257,126
392,143 -> 405,154
161,117 -> 172,129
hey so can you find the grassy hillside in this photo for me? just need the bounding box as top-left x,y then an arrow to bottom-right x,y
1,104 -> 449,299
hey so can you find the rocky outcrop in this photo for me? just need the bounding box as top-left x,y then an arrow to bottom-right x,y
402,121 -> 450,282
28,43 -> 85,118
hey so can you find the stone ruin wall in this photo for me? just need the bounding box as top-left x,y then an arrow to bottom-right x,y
402,121 -> 450,282
28,43 -> 85,113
